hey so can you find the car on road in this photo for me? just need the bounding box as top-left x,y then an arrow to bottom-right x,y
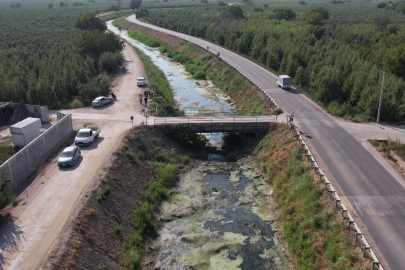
137,77 -> 146,86
58,146 -> 81,168
91,96 -> 113,107
75,127 -> 100,146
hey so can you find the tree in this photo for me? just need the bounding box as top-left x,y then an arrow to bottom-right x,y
264,3 -> 268,7
75,14 -> 106,31
303,7 -> 330,26
224,5 -> 244,19
201,0 -> 208,3
48,3 -> 53,8
79,74 -> 111,105
60,1 -> 65,7
272,8 -> 296,21
135,8 -> 149,19
374,17 -> 390,31
99,51 -> 123,73
299,0 -> 307,5
78,31 -> 124,63
218,1 -> 226,6
130,0 -> 142,9
377,2 -> 387,8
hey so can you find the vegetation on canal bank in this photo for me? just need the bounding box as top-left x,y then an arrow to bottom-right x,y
253,126 -> 368,269
113,17 -> 275,115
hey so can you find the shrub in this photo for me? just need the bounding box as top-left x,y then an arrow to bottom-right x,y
128,30 -> 161,47
70,99 -> 84,109
114,225 -> 122,235
96,184 -> 111,202
158,164 -> 178,188
327,101 -> 344,117
193,70 -> 206,79
179,155 -> 190,164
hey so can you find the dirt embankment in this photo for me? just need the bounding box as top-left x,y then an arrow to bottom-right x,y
46,126 -> 205,269
114,17 -> 272,114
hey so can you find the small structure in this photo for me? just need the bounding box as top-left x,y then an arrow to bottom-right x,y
10,117 -> 42,147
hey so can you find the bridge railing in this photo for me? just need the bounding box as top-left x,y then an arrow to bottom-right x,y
153,116 -> 276,125
182,107 -> 275,117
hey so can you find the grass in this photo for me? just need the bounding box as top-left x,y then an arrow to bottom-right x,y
254,126 -> 366,269
0,175 -> 12,212
0,139 -> 19,166
123,163 -> 179,269
128,30 -> 161,47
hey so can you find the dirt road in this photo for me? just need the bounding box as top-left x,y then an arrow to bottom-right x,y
0,44 -> 149,270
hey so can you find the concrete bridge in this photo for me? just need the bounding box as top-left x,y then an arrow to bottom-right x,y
153,116 -> 277,133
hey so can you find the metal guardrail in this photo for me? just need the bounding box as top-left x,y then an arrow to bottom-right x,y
153,116 -> 276,125
182,108 -> 274,117
288,122 -> 384,270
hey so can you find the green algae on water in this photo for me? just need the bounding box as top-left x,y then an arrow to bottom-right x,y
209,250 -> 243,270
223,232 -> 248,245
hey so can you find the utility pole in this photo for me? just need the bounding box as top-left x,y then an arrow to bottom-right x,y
377,71 -> 385,123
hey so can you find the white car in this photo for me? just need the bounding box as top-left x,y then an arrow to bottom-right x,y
91,96 -> 113,107
137,77 -> 146,86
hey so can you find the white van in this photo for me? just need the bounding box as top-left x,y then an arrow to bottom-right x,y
277,75 -> 292,90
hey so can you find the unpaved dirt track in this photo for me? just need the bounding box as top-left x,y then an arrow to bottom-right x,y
126,15 -> 405,270
0,44 -> 149,270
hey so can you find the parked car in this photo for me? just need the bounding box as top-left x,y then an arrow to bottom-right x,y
91,96 -> 113,107
58,146 -> 81,168
75,127 -> 100,146
277,75 -> 292,90
137,77 -> 146,86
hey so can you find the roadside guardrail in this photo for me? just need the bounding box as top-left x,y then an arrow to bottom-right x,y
288,122 -> 384,270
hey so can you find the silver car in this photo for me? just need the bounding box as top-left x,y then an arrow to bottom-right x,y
58,146 -> 81,168
137,77 -> 146,86
91,96 -> 113,107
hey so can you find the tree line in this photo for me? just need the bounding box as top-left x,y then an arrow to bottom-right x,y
144,3 -> 405,122
0,5 -> 123,108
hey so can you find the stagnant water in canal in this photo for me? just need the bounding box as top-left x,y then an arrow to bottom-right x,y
108,20 -> 288,269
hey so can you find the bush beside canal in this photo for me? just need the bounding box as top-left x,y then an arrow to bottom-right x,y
254,125 -> 368,270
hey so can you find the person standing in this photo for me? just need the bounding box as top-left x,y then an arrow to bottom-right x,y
139,94 -> 143,105
141,104 -> 146,115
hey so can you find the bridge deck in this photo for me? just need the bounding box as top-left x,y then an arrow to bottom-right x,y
153,116 -> 276,133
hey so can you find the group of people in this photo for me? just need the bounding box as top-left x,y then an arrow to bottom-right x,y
139,88 -> 157,115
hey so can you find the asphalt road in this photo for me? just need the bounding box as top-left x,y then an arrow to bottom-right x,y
126,15 -> 405,270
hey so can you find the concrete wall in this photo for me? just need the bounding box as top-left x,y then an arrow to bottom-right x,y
0,114 -> 73,190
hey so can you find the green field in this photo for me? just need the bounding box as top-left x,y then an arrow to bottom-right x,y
143,1 -> 405,122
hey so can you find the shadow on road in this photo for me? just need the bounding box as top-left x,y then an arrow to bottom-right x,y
78,137 -> 105,151
382,124 -> 405,134
0,215 -> 24,270
92,102 -> 114,110
58,156 -> 84,171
